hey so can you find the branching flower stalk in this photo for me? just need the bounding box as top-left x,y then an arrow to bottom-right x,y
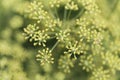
23,0 -> 120,80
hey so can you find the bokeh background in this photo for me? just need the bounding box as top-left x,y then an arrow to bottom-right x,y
0,0 -> 120,80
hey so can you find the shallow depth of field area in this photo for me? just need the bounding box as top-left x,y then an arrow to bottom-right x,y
0,0 -> 120,80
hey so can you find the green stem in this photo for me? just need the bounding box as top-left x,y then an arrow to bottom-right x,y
51,41 -> 59,52
67,10 -> 72,20
72,8 -> 85,19
63,9 -> 67,22
54,8 -> 59,18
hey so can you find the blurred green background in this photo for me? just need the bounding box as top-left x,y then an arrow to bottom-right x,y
0,0 -> 120,80
0,0 -> 42,80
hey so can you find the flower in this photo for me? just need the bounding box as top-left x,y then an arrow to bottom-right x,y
36,48 -> 54,65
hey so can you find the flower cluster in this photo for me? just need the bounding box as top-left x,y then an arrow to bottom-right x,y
102,52 -> 120,73
78,0 -> 101,15
90,67 -> 110,80
58,53 -> 75,73
65,1 -> 78,10
24,0 -> 120,79
26,1 -> 46,22
36,48 -> 54,65
23,24 -> 50,46
55,29 -> 70,42
79,55 -> 95,72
